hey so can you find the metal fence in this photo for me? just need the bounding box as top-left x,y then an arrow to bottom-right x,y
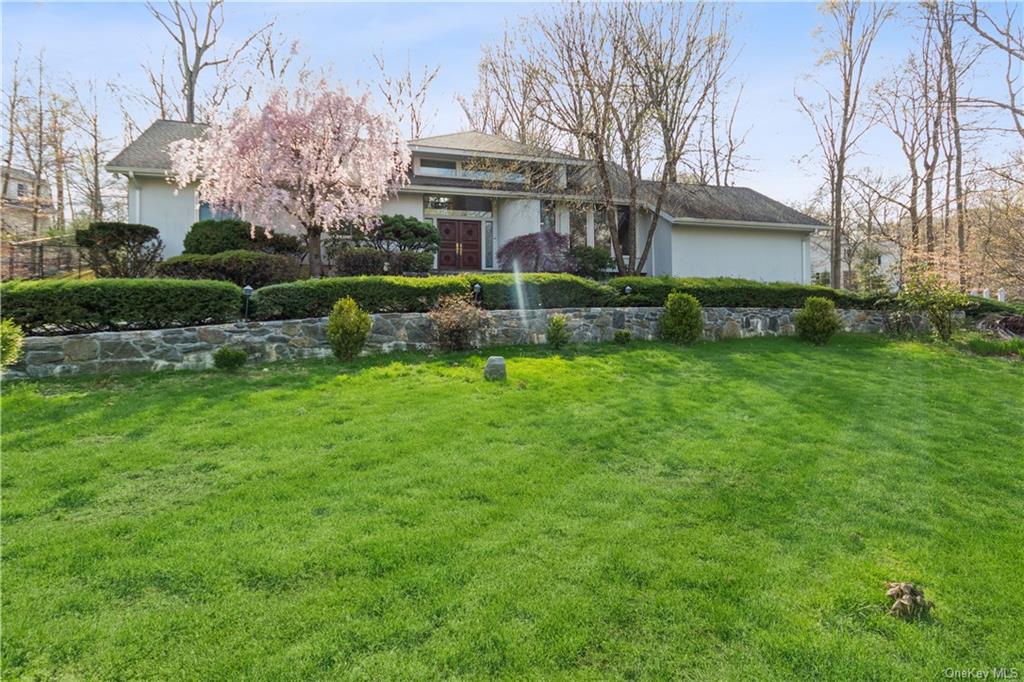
1,236 -> 82,280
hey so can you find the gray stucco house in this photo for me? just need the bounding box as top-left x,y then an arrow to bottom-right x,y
108,120 -> 826,282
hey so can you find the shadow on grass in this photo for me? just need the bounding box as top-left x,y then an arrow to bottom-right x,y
1,333 -> 981,446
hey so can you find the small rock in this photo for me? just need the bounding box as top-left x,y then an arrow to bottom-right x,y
484,356 -> 506,381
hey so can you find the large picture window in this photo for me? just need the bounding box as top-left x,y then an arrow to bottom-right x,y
593,205 -> 611,251
569,208 -> 587,249
199,202 -> 238,221
617,205 -> 633,257
423,195 -> 493,218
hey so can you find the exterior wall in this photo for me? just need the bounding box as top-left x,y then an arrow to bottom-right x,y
670,224 -> 811,283
130,175 -> 197,257
380,191 -> 426,220
5,306 -> 935,379
495,198 -> 542,247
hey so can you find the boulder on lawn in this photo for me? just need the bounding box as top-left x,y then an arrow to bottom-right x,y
484,356 -> 506,381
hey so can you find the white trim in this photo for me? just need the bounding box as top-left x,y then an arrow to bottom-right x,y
107,166 -> 172,178
408,144 -> 586,166
671,216 -> 826,233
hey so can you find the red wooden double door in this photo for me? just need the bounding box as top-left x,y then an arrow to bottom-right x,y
437,219 -> 482,270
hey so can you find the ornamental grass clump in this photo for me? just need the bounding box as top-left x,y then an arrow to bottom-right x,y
326,296 -> 372,361
614,329 -> 632,345
795,296 -> 841,346
1,318 -> 25,368
428,295 -> 490,351
660,292 -> 703,344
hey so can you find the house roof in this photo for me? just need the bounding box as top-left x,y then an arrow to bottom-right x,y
648,182 -> 825,227
410,131 -> 581,163
2,166 -> 46,184
107,119 -> 207,173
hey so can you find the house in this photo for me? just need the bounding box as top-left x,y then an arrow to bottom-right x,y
1,166 -> 55,239
810,232 -> 901,289
107,120 -> 826,282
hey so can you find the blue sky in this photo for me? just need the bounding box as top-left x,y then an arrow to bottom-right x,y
1,1 -> 1018,206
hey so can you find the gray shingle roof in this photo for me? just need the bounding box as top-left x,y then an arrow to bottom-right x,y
107,120 -> 207,172
647,182 -> 825,227
410,131 -> 579,161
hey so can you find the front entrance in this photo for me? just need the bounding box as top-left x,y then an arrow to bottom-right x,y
437,219 -> 482,269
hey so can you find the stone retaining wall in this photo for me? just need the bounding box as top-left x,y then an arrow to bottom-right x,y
4,306 -> 931,379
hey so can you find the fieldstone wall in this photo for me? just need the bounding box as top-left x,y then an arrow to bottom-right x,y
3,306 -> 933,379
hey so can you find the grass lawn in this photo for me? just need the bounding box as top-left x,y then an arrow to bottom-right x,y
2,335 -> 1022,679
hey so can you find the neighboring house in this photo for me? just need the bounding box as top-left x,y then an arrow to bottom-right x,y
810,232 -> 901,289
107,120 -> 826,282
1,166 -> 54,239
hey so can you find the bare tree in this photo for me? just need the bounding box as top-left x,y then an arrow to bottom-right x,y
16,54 -> 52,237
459,31 -> 561,149
685,77 -> 749,186
959,0 -> 1024,138
145,0 -> 270,123
797,0 -> 892,287
373,53 -> 439,140
47,93 -> 73,230
2,50 -> 22,200
71,81 -> 115,221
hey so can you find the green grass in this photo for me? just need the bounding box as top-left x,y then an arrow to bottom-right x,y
2,336 -> 1022,679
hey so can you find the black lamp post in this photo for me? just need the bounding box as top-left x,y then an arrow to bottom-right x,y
243,285 -> 254,320
472,282 -> 482,304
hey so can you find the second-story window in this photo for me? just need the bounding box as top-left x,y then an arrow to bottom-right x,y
16,183 -> 28,198
419,158 -> 458,177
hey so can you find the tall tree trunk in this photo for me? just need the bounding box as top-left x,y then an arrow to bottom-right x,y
831,162 -> 844,288
307,227 -> 323,277
2,55 -> 18,199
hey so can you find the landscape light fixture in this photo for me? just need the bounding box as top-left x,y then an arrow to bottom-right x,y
243,285 -> 254,319
624,286 -> 632,295
473,283 -> 482,303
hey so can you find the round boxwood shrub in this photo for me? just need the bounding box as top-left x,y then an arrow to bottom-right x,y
570,245 -> 614,279
1,318 -> 25,368
660,292 -> 703,344
326,296 -> 372,361
213,346 -> 247,371
333,248 -> 388,276
389,251 -> 434,274
546,314 -> 571,350
795,296 -> 842,345
614,329 -> 632,345
183,219 -> 302,256
155,250 -> 301,287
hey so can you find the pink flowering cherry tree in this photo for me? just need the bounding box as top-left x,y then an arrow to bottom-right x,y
169,75 -> 410,277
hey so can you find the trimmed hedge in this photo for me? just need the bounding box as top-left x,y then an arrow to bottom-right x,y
155,250 -> 301,287
251,273 -> 616,320
252,276 -> 470,319
609,276 -> 879,309
464,273 -> 616,310
0,278 -> 242,334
